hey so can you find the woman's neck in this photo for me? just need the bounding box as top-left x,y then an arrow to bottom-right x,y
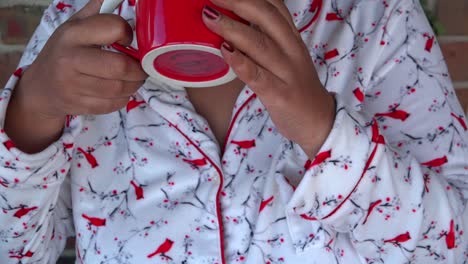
185,78 -> 246,148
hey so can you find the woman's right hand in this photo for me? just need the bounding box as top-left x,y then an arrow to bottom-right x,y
5,0 -> 147,153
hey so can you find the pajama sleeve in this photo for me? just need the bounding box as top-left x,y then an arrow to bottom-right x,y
0,1 -> 85,262
286,0 -> 468,262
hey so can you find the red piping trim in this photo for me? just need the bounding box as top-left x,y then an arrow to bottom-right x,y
168,92 -> 256,263
117,1 -> 123,15
170,123 -> 227,264
298,0 -> 323,33
321,143 -> 380,220
222,94 -> 257,151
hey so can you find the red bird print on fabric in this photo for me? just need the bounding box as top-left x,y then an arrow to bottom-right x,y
82,214 -> 106,227
126,99 -> 145,112
13,206 -> 38,218
56,1 -> 72,10
259,196 -> 274,212
231,140 -> 256,149
353,88 -> 365,102
147,238 -> 174,259
77,147 -> 99,168
375,110 -> 411,121
130,180 -> 144,200
3,140 -> 15,151
326,13 -> 343,21
362,200 -> 382,224
446,220 -> 456,249
425,36 -> 434,52
324,49 -> 339,60
383,231 -> 411,244
182,158 -> 207,166
63,142 -> 74,149
451,113 -> 468,130
421,156 -> 448,167
13,68 -> 23,77
9,250 -> 34,259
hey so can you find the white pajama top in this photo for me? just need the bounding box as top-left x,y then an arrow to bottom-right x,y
0,0 -> 467,263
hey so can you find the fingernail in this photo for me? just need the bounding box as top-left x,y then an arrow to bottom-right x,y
203,5 -> 220,20
222,42 -> 235,53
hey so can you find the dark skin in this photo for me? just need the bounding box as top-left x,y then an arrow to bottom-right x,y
5,0 -> 335,159
6,0 -> 147,154
186,78 -> 245,148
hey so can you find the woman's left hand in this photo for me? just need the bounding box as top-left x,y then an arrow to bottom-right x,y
202,0 -> 336,157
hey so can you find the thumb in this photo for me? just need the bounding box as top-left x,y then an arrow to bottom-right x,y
70,0 -> 105,20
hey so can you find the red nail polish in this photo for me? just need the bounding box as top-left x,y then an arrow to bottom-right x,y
222,42 -> 235,52
203,5 -> 220,20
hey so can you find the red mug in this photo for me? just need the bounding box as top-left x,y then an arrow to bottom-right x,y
100,0 -> 246,87
100,0 -> 320,87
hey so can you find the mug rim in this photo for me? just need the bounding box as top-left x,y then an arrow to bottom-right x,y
142,44 -> 236,88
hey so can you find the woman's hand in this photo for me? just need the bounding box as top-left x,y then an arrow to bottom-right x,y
202,0 -> 336,157
5,0 -> 147,153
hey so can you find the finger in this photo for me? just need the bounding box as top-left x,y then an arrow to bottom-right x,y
202,8 -> 288,79
72,47 -> 147,81
207,0 -> 302,54
265,0 -> 298,33
63,14 -> 133,47
72,96 -> 130,115
76,74 -> 143,99
70,0 -> 104,20
220,42 -> 284,97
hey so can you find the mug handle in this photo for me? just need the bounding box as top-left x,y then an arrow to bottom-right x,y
100,0 -> 140,60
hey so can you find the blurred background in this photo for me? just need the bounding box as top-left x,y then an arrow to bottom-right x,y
0,0 -> 467,262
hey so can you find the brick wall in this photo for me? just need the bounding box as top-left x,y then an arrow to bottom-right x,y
437,0 -> 468,114
0,4 -> 45,87
0,2 -> 85,262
